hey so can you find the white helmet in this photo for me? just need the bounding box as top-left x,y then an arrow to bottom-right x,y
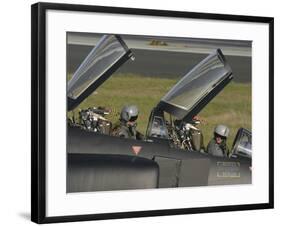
120,105 -> 139,122
214,124 -> 229,138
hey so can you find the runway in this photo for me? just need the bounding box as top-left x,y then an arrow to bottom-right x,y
67,33 -> 252,83
68,45 -> 251,83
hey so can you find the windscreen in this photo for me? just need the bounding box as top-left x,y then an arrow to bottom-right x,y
148,116 -> 169,139
67,35 -> 129,99
232,128 -> 252,158
160,49 -> 232,119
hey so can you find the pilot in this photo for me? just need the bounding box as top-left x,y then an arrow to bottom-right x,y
112,105 -> 144,140
207,124 -> 230,157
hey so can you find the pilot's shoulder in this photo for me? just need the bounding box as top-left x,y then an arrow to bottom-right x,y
207,139 -> 216,147
207,139 -> 217,152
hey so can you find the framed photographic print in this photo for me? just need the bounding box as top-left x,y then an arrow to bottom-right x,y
31,2 -> 274,223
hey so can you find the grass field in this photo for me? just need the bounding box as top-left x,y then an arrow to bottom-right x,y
68,73 -> 251,150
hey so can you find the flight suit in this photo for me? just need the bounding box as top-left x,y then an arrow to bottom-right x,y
207,138 -> 229,157
113,122 -> 143,140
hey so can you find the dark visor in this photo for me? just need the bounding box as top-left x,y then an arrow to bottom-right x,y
129,115 -> 138,122
214,133 -> 227,139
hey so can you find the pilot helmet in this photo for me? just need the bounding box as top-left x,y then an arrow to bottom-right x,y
214,124 -> 229,138
120,105 -> 139,122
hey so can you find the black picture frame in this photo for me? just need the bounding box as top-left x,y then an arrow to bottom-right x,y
31,2 -> 274,224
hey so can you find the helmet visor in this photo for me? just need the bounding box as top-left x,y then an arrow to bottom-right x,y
214,132 -> 227,139
129,115 -> 138,122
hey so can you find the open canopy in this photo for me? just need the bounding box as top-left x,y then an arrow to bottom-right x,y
67,35 -> 132,111
157,49 -> 233,122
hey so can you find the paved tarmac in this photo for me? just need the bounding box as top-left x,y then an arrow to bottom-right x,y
67,45 -> 251,83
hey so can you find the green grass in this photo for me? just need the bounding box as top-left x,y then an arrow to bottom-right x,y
68,73 -> 251,150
